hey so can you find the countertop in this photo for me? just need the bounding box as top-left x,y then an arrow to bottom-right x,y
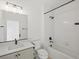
0,40 -> 34,57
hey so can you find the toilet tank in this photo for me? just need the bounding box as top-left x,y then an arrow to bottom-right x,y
32,40 -> 41,50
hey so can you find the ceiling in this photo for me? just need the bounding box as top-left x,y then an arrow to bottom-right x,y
0,0 -> 73,13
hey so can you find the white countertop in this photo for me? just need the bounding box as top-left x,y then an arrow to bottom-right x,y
0,40 -> 34,57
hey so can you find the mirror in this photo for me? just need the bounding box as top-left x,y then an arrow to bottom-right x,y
0,10 -> 28,42
7,20 -> 19,41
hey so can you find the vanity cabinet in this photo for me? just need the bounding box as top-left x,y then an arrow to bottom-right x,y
0,48 -> 34,59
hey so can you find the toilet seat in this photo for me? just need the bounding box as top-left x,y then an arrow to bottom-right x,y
37,49 -> 48,59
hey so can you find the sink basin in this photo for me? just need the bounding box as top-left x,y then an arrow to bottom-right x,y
8,42 -> 24,50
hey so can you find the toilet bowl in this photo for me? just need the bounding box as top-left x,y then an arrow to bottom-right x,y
32,40 -> 48,59
37,49 -> 48,59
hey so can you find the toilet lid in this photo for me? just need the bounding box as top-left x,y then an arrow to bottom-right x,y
37,49 -> 48,58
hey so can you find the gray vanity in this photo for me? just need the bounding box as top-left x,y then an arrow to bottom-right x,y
0,40 -> 34,59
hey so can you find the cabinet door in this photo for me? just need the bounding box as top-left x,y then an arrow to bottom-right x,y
18,48 -> 34,59
0,53 -> 17,59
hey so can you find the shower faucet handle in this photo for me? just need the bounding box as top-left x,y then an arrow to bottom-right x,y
50,41 -> 54,43
49,37 -> 54,44
50,45 -> 52,47
49,37 -> 52,40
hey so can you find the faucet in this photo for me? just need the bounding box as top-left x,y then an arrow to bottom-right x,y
15,38 -> 17,45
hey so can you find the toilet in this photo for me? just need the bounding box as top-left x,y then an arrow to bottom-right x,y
32,40 -> 48,59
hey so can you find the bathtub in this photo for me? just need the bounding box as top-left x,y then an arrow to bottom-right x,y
47,47 -> 75,59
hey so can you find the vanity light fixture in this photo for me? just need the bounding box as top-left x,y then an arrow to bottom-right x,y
6,2 -> 23,10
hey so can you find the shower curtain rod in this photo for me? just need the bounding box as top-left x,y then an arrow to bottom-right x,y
44,0 -> 75,14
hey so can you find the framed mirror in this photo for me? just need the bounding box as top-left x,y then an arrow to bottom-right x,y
0,10 -> 28,42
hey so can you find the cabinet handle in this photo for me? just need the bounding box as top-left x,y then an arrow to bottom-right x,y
15,54 -> 20,57
18,54 -> 20,56
19,34 -> 21,37
16,55 -> 18,57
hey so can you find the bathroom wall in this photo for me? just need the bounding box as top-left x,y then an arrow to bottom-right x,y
44,0 -> 79,59
23,0 -> 43,41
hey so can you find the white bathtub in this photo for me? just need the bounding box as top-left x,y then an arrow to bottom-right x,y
47,47 -> 75,59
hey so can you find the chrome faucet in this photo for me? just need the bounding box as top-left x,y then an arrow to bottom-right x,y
15,38 -> 17,45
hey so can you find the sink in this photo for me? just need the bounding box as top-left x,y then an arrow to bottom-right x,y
8,42 -> 24,50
